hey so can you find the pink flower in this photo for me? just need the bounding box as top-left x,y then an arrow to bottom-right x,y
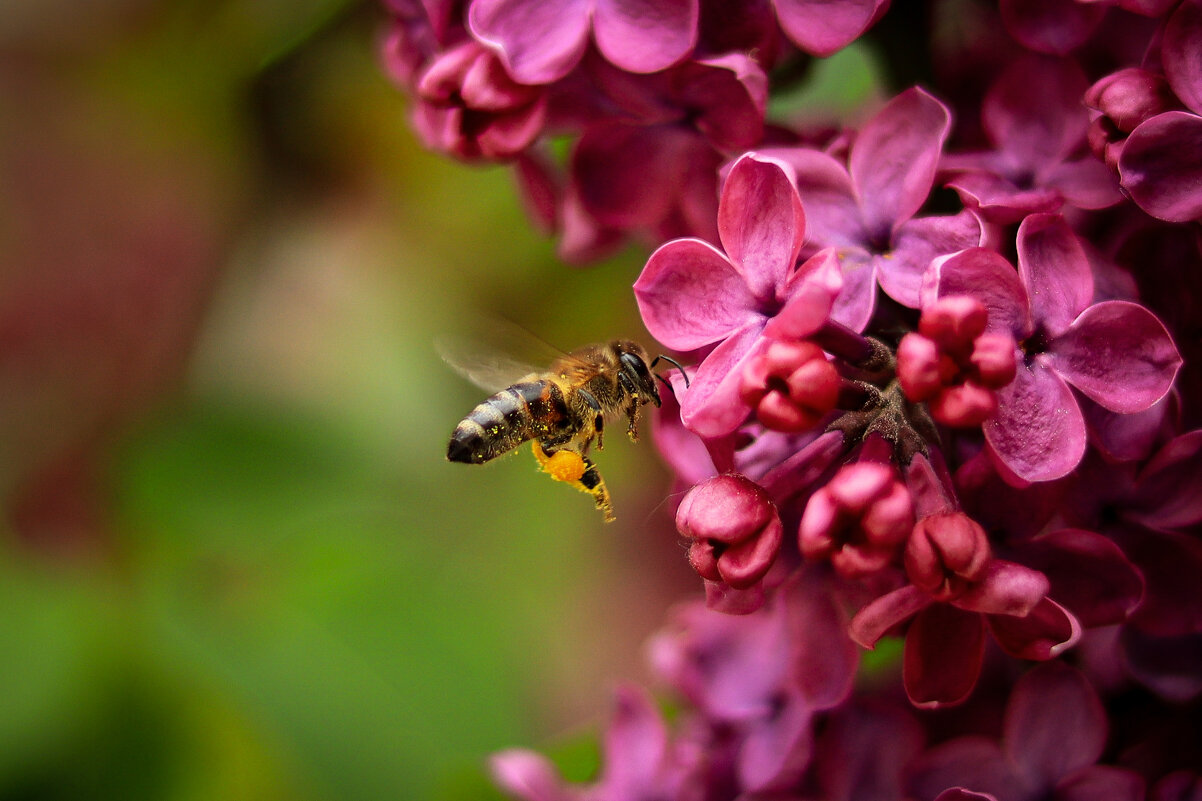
926,214 -> 1181,482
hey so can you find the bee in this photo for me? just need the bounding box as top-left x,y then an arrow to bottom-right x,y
445,339 -> 685,522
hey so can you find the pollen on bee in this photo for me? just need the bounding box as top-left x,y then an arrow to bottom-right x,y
537,448 -> 588,483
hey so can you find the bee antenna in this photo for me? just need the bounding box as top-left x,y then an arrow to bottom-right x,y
650,355 -> 689,389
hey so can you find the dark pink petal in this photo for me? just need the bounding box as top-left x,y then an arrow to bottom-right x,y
946,171 -> 1064,226
765,146 -> 864,248
954,559 -> 1050,617
478,102 -> 548,158
1042,158 -> 1122,210
829,248 -> 878,333
1120,111 -> 1202,222
987,597 -> 1081,659
572,123 -> 696,229
598,684 -> 667,794
1012,529 -> 1144,628
787,571 -> 858,709
682,53 -> 769,151
1131,430 -> 1202,530
848,584 -> 932,649
905,603 -> 985,707
490,750 -> 569,801
738,687 -> 815,793
984,55 -> 1092,167
933,791 -> 997,801
764,248 -> 842,341
881,211 -> 984,308
1016,213 -> 1093,335
907,737 -> 1020,801
1002,662 -> 1105,789
681,324 -> 766,437
594,0 -> 698,74
1119,529 -> 1202,637
468,0 -> 590,85
1057,766 -> 1147,801
772,0 -> 884,56
705,576 -> 767,614
719,154 -> 806,302
930,248 -> 1031,339
851,88 -> 951,241
999,0 -> 1106,54
813,702 -> 925,801
1163,0 -> 1202,116
635,239 -> 759,350
984,360 -> 1086,483
1080,393 -> 1171,463
1048,300 -> 1182,413
1121,628 -> 1202,701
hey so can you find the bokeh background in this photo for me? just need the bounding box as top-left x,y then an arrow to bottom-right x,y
0,1 -> 701,797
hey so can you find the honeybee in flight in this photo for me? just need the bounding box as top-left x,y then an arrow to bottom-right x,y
445,338 -> 685,522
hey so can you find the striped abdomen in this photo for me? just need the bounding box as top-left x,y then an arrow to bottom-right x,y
447,380 -> 572,464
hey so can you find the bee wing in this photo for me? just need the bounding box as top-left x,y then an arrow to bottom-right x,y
436,334 -> 542,393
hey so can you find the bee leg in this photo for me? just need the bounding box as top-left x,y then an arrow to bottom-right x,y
579,389 -> 604,451
618,373 -> 642,442
531,442 -> 615,523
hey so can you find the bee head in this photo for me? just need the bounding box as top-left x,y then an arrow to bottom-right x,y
615,342 -> 662,407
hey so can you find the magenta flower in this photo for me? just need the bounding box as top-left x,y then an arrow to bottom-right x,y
908,662 -> 1145,801
926,214 -> 1181,482
467,0 -> 699,85
798,461 -> 914,578
897,296 -> 1017,428
676,473 -> 783,591
942,56 -> 1121,224
850,511 -> 1080,707
634,152 -> 843,438
567,52 -> 767,251
490,685 -> 689,801
739,339 -> 840,432
1117,0 -> 1202,222
411,40 -> 548,160
766,87 -> 982,325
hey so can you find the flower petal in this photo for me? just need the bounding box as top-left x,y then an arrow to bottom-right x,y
880,211 -> 984,309
946,170 -> 1064,225
983,54 -> 1091,166
598,685 -> 668,795
998,0 -> 1105,55
1016,213 -> 1093,335
851,88 -> 951,239
468,0 -> 590,85
572,123 -> 695,229
829,248 -> 878,333
908,737 -> 1020,801
984,359 -> 1086,483
786,571 -> 858,709
489,750 -> 569,801
1041,157 -> 1122,211
1163,0 -> 1202,116
1056,766 -> 1147,801
594,0 -> 698,73
930,248 -> 1031,338
1047,300 -> 1182,413
1119,111 -> 1202,223
635,238 -> 759,350
848,584 -> 932,649
719,153 -> 806,302
680,324 -> 766,437
1130,430 -> 1202,530
772,0 -> 884,56
765,146 -> 864,248
904,603 -> 985,707
1012,529 -> 1144,628
1002,662 -> 1105,789
955,560 -> 1050,617
986,597 -> 1081,660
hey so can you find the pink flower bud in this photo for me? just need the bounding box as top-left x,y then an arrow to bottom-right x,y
739,340 -> 840,433
905,513 -> 992,601
1085,68 -> 1177,134
798,463 -> 914,578
897,297 -> 1017,427
676,475 -> 783,590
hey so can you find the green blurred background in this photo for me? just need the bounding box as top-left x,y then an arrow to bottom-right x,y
0,1 -> 700,798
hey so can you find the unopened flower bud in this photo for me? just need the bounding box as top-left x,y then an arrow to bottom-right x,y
739,340 -> 840,432
676,475 -> 783,590
1085,68 -> 1177,134
898,297 -> 1017,427
905,512 -> 992,601
799,462 -> 914,578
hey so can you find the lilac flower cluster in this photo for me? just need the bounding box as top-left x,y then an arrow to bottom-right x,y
382,1 -> 1202,799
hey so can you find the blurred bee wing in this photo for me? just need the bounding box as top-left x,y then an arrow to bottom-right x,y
435,329 -> 546,393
